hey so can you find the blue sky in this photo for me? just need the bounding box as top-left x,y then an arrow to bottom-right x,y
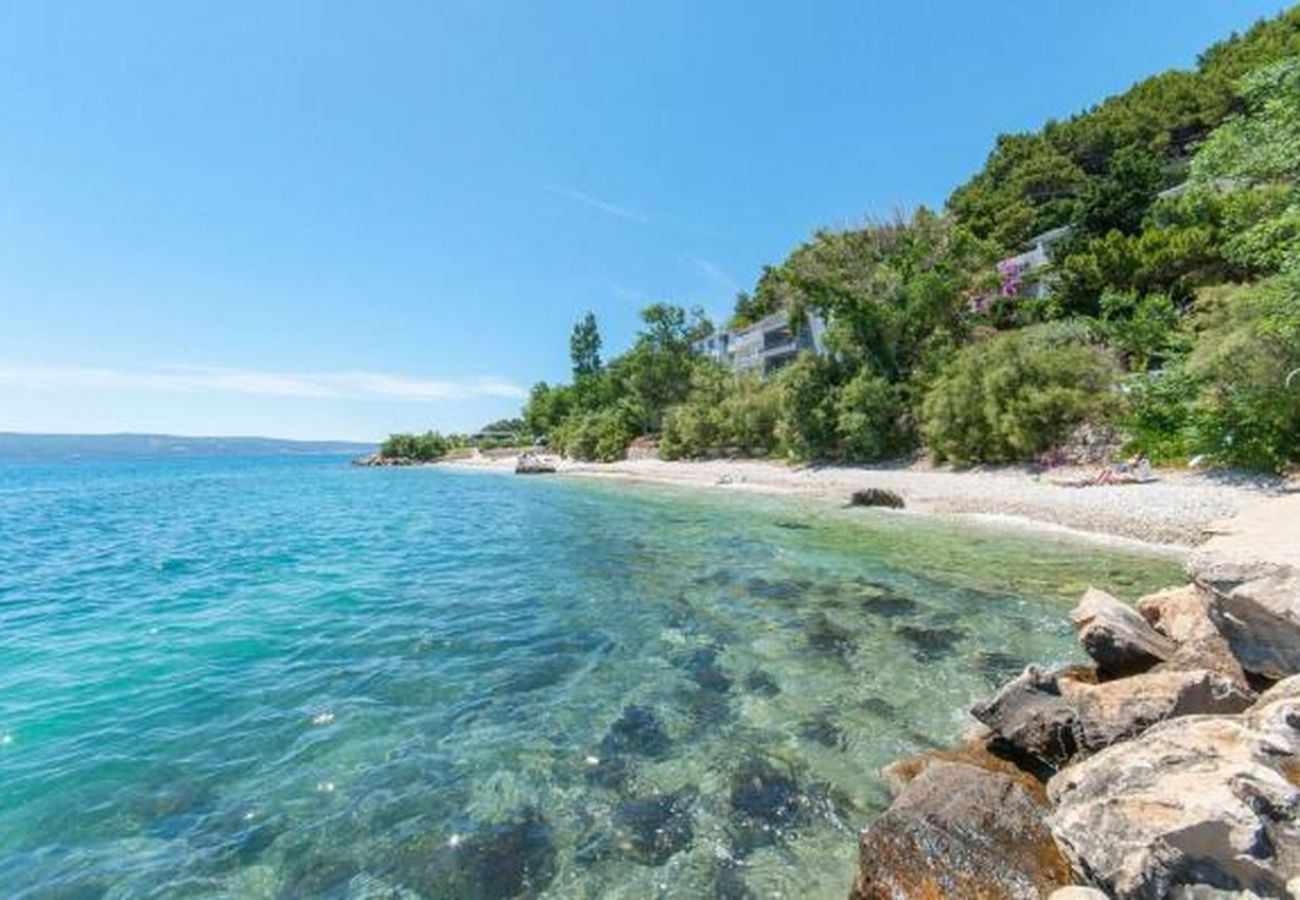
0,1 -> 1289,441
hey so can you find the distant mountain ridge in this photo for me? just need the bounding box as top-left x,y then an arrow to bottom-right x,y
0,432 -> 376,460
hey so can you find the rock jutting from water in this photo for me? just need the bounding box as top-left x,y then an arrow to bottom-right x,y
514,452 -> 558,474
851,551 -> 1300,899
846,488 -> 905,510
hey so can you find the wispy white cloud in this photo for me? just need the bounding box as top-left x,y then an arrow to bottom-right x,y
541,183 -> 653,224
0,364 -> 527,402
608,282 -> 652,304
685,256 -> 740,295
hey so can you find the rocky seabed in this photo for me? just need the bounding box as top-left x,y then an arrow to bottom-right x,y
852,549 -> 1300,899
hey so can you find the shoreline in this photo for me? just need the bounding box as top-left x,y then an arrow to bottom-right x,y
436,453 -> 1286,557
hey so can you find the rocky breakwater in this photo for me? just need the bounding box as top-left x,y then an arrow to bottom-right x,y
851,550 -> 1300,899
353,452 -> 434,467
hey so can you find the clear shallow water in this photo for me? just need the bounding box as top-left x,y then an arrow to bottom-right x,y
0,456 -> 1182,899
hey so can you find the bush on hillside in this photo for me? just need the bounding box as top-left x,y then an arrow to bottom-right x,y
660,374 -> 781,459
921,324 -> 1121,464
773,355 -> 840,460
1186,275 -> 1300,472
835,370 -> 909,461
558,406 -> 636,462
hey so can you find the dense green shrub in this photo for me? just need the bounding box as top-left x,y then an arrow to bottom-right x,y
1186,275 -> 1300,472
1098,290 -> 1186,370
659,402 -> 720,459
1120,366 -> 1200,463
558,406 -> 636,462
835,370 -> 909,461
773,355 -> 839,460
921,325 -> 1121,464
379,431 -> 451,460
660,374 -> 780,459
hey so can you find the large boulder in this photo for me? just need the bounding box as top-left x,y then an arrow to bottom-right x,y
972,665 -> 1253,774
1070,588 -> 1176,678
971,665 -> 1083,775
1189,553 -> 1300,680
515,452 -> 558,475
1047,676 -> 1300,899
1064,668 -> 1253,751
1137,585 -> 1249,688
851,758 -> 1072,899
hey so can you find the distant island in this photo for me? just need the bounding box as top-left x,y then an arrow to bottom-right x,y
0,432 -> 376,461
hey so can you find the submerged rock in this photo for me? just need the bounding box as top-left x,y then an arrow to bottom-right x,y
744,577 -> 807,603
282,855 -> 361,898
711,854 -> 757,899
851,756 -> 1071,900
610,787 -> 698,865
894,624 -> 963,662
742,669 -> 780,697
425,809 -> 558,899
1070,588 -> 1176,678
695,569 -> 737,587
798,712 -> 846,750
683,646 -> 732,693
858,585 -> 920,619
806,613 -> 859,658
728,756 -> 811,854
975,649 -> 1030,684
584,754 -> 635,793
599,705 -> 671,759
860,697 -> 898,721
1048,676 -> 1300,899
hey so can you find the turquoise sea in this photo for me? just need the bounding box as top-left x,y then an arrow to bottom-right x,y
0,455 -> 1183,898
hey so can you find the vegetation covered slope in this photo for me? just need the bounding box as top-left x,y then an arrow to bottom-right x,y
392,7 -> 1300,472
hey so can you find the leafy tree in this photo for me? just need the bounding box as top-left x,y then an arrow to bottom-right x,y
1191,57 -> 1300,275
569,311 -> 603,377
1072,145 -> 1166,239
522,381 -> 574,439
947,8 -> 1300,252
1098,291 -> 1185,371
616,304 -> 712,433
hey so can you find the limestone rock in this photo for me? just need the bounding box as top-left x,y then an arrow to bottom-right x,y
878,738 -> 1039,798
851,759 -> 1071,900
1071,588 -> 1176,678
515,452 -> 558,475
1047,675 -> 1300,899
1061,668 -> 1254,752
972,665 -> 1252,774
1138,585 -> 1249,687
1048,889 -> 1108,900
1189,554 -> 1300,680
971,665 -> 1083,774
